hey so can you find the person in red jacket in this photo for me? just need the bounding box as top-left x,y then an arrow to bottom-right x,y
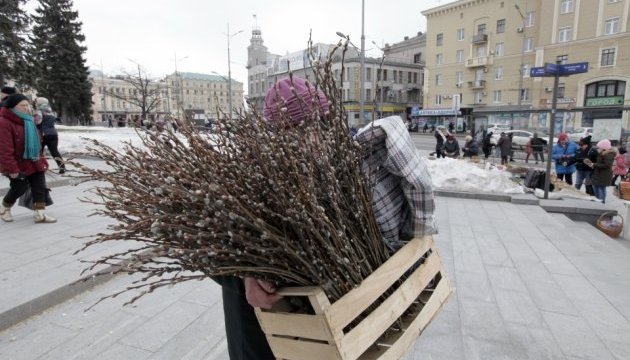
0,93 -> 56,223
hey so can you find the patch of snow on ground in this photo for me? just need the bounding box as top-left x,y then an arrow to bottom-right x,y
423,156 -> 524,194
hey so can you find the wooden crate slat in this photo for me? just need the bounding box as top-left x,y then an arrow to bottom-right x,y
256,311 -> 334,342
338,252 -> 441,359
277,286 -> 325,297
327,236 -> 434,331
359,277 -> 453,360
268,336 -> 342,360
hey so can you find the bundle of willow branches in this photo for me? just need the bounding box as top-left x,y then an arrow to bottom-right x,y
76,41 -> 390,305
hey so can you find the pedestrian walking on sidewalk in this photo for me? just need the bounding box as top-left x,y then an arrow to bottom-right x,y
530,133 -> 547,164
586,139 -> 615,203
0,94 -> 57,223
497,132 -> 512,165
482,131 -> 493,159
34,97 -> 65,174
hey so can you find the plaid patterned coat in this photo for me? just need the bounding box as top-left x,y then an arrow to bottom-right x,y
355,116 -> 437,251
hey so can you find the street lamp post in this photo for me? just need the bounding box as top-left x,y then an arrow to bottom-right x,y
515,4 -> 527,107
224,23 -> 243,120
174,54 -> 188,120
359,0 -> 365,124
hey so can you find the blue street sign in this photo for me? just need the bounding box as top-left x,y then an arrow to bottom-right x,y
530,67 -> 549,77
544,62 -> 558,74
558,62 -> 588,75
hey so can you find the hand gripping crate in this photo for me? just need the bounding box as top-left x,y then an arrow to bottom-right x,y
255,236 -> 453,360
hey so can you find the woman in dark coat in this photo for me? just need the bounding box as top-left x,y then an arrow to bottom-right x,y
588,139 -> 615,203
34,97 -> 65,174
496,132 -> 512,165
0,94 -> 56,223
462,135 -> 479,158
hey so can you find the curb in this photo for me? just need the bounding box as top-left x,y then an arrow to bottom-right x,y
0,269 -> 119,333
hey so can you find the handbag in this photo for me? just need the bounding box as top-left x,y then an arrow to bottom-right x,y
18,185 -> 54,210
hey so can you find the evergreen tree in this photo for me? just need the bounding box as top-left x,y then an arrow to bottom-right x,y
0,0 -> 30,86
31,0 -> 92,124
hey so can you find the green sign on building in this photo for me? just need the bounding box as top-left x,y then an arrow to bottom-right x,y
585,96 -> 624,107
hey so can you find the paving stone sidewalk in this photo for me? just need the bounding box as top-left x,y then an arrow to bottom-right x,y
2,190 -> 630,359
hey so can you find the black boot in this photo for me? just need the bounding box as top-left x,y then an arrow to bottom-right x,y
585,184 -> 594,196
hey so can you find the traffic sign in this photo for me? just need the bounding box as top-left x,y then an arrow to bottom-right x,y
530,67 -> 550,77
558,62 -> 588,75
531,61 -> 589,77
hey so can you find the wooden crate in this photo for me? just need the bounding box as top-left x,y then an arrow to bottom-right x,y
255,236 -> 453,360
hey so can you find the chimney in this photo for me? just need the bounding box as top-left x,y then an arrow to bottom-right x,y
404,36 -> 409,40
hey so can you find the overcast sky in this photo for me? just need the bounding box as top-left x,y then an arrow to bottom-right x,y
27,0 -> 446,91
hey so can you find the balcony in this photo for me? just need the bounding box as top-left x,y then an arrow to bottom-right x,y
468,80 -> 486,89
472,33 -> 488,44
465,56 -> 493,68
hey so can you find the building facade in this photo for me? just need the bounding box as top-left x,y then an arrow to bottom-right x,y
89,70 -> 244,124
89,70 -> 170,124
246,28 -> 425,127
422,0 -> 630,137
164,72 -> 244,120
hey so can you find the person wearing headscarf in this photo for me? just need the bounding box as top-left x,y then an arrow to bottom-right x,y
34,97 -> 65,174
551,133 -> 578,184
213,76 -> 330,360
0,94 -> 56,223
462,135 -> 479,158
441,134 -> 461,158
585,139 -> 615,203
574,135 -> 596,195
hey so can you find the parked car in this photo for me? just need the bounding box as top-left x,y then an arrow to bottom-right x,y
490,130 -> 557,150
568,127 -> 592,142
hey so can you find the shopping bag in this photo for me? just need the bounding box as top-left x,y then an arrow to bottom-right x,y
18,185 -> 53,210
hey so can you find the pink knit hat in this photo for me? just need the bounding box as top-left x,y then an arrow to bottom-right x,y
263,77 -> 329,124
596,139 -> 611,150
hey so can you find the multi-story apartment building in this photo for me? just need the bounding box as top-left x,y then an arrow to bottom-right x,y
247,27 -> 425,127
422,0 -> 630,136
90,70 -> 244,124
164,72 -> 244,120
89,70 -> 170,123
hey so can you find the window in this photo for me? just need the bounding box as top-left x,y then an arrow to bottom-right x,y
437,33 -> 443,46
495,66 -> 503,80
525,11 -> 535,27
377,69 -> 381,81
520,88 -> 530,102
435,95 -> 442,105
523,37 -> 533,52
557,54 -> 568,64
561,0 -> 574,14
605,18 -> 620,35
601,48 -> 616,66
493,90 -> 502,103
366,69 -> 372,81
394,71 -> 398,83
496,19 -> 506,33
477,23 -> 486,34
383,70 -> 388,81
557,83 -> 566,98
456,50 -> 464,63
522,64 -> 531,78
586,80 -> 626,99
456,71 -> 463,85
413,72 -> 418,84
609,0 -> 621,3
559,26 -> 572,42
457,28 -> 465,41
366,89 -> 372,101
495,42 -> 504,56
436,53 -> 443,65
435,74 -> 443,86
399,71 -> 403,84
475,92 -> 483,103
413,53 -> 422,63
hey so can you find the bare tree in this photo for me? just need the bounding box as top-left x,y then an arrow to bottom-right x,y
106,64 -> 162,124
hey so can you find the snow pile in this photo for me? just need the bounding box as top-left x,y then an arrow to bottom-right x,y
423,156 -> 525,194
